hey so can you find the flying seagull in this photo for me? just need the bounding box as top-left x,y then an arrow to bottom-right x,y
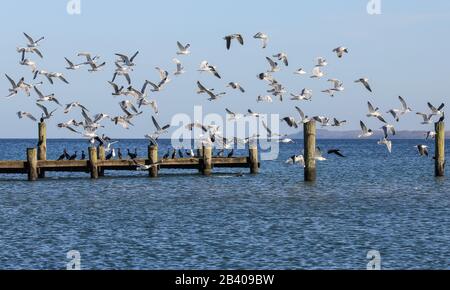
355,78 -> 372,92
366,101 -> 387,123
273,52 -> 288,66
416,144 -> 428,157
23,32 -> 44,47
286,154 -> 305,167
253,32 -> 268,48
36,103 -> 57,121
378,138 -> 392,153
176,41 -> 191,55
115,51 -> 139,66
227,82 -> 245,93
332,46 -> 348,58
64,57 -> 84,70
224,34 -> 244,50
358,121 -> 373,138
17,111 -> 37,122
427,102 -> 445,116
173,58 -> 185,75
416,112 -> 433,124
266,57 -> 280,73
198,61 -> 221,78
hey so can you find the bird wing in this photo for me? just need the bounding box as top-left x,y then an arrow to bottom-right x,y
152,116 -> 162,131
377,116 -> 387,123
398,96 -> 408,110
36,102 -> 49,116
261,120 -> 271,135
266,57 -> 277,68
225,108 -> 235,116
23,32 -> 34,44
367,101 -> 375,112
5,74 -> 16,88
236,34 -> 244,45
64,57 -> 75,67
225,36 -> 231,50
177,41 -> 185,51
360,121 -> 368,132
295,106 -> 305,120
362,80 -> 372,92
130,51 -> 139,62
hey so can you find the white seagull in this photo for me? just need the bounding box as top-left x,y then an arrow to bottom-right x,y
17,111 -> 37,122
358,121 -> 373,138
378,137 -> 392,153
332,46 -> 348,58
176,41 -> 191,55
253,32 -> 269,48
355,78 -> 372,92
173,58 -> 185,75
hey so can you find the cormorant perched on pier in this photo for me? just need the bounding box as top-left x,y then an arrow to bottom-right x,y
105,148 -> 115,160
57,149 -> 69,160
162,148 -> 170,159
117,148 -> 122,159
227,149 -> 234,158
216,149 -> 224,157
127,148 -> 137,159
80,150 -> 86,160
178,149 -> 184,158
186,148 -> 194,157
69,151 -> 77,160
171,148 -> 177,159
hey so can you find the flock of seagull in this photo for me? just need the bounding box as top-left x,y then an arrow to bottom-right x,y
4,32 -> 446,165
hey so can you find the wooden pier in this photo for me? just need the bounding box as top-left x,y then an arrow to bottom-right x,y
0,122 -> 260,181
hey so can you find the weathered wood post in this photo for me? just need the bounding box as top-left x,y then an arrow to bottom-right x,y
249,145 -> 259,174
435,121 -> 445,177
37,121 -> 46,178
202,145 -> 212,175
197,146 -> 204,172
304,120 -> 316,182
97,146 -> 105,177
27,148 -> 38,181
88,147 -> 98,179
148,145 -> 159,178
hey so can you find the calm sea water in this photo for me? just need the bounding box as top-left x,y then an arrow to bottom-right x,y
0,138 -> 448,269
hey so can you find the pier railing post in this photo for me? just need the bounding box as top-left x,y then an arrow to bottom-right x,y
148,145 -> 159,178
97,146 -> 105,177
435,121 -> 445,177
202,145 -> 212,176
304,120 -> 317,182
197,146 -> 204,172
249,145 -> 259,174
27,148 -> 38,181
88,147 -> 98,179
37,121 -> 46,178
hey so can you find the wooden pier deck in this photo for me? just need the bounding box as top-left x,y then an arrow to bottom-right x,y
0,122 -> 260,181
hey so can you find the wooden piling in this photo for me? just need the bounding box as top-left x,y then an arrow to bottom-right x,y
304,120 -> 316,182
148,145 -> 159,177
197,147 -> 204,172
249,146 -> 259,174
97,146 -> 105,177
435,121 -> 445,177
88,147 -> 98,179
202,145 -> 212,175
26,148 -> 38,181
37,122 -> 46,178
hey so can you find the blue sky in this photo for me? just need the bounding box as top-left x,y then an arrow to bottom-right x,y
1,0 -> 449,138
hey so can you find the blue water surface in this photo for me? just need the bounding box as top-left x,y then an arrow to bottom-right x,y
0,138 -> 448,269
